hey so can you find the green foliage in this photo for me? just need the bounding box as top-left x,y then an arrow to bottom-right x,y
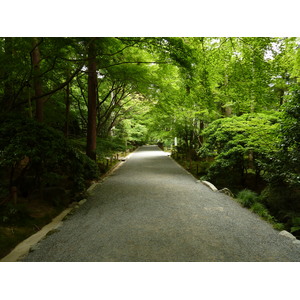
266,86 -> 300,187
0,114 -> 98,200
291,217 -> 300,233
96,137 -> 127,158
250,202 -> 275,223
2,36 -> 300,241
236,189 -> 284,230
258,86 -> 300,225
199,113 -> 281,187
237,189 -> 259,208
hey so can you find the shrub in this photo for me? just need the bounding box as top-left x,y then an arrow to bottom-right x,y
0,114 -> 99,203
251,202 -> 272,220
237,189 -> 259,208
291,217 -> 300,233
250,202 -> 285,230
199,113 -> 281,188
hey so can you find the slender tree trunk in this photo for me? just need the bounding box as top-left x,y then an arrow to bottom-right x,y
86,39 -> 97,160
31,38 -> 44,122
3,37 -> 14,111
64,83 -> 70,137
28,86 -> 33,118
199,120 -> 204,145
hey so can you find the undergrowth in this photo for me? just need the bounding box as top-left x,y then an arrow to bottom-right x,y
237,189 -> 285,230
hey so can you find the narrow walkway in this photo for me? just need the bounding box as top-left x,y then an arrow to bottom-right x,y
21,146 -> 300,261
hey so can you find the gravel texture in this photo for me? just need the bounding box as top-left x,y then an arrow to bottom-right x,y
21,145 -> 300,261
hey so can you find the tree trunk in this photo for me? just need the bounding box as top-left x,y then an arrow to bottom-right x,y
86,39 -> 97,160
199,120 -> 204,145
3,37 -> 14,111
31,38 -> 44,122
28,85 -> 33,118
64,83 -> 70,137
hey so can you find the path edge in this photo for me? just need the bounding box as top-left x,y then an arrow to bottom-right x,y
0,149 -> 137,262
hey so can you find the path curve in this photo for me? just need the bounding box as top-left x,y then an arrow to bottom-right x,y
21,145 -> 300,261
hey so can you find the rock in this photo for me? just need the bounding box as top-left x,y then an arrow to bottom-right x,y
201,180 -> 218,192
78,199 -> 87,205
219,188 -> 234,198
292,240 -> 300,245
279,230 -> 296,240
87,182 -> 98,193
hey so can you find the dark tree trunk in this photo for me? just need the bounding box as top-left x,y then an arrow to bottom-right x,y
31,38 -> 44,122
199,120 -> 204,145
3,37 -> 14,111
64,83 -> 70,137
86,39 -> 97,160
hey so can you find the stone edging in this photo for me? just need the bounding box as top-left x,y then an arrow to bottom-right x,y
197,180 -> 300,245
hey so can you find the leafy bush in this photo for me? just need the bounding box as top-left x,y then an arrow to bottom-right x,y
236,189 -> 284,230
199,112 -> 281,189
70,136 -> 127,160
237,189 -> 259,208
251,202 -> 273,221
265,86 -> 300,189
250,202 -> 284,230
96,137 -> 127,158
0,114 -> 98,202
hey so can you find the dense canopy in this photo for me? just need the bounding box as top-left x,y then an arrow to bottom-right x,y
1,37 -> 300,254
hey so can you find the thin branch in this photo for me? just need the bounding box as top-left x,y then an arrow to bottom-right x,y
70,91 -> 87,125
101,43 -> 139,56
100,61 -> 169,69
38,56 -> 58,78
76,75 -> 88,107
97,82 -> 117,108
98,87 -> 129,126
31,63 -> 84,100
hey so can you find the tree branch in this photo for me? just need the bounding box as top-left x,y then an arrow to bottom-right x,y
31,64 -> 84,100
100,61 -> 169,69
70,91 -> 87,125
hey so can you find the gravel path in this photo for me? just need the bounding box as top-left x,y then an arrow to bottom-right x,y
21,145 -> 300,261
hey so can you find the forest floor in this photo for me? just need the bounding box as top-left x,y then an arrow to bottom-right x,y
19,145 -> 300,262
